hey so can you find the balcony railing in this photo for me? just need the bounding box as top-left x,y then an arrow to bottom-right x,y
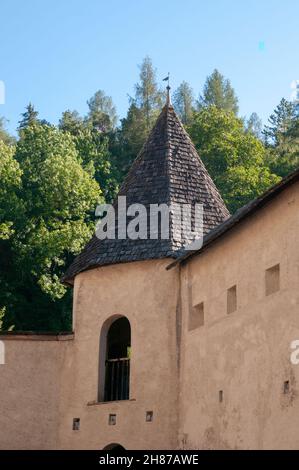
104,357 -> 130,402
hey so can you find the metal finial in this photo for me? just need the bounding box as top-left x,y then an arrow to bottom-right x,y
163,73 -> 171,106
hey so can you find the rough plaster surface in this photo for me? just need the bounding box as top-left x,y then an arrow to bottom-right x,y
179,184 -> 299,450
58,259 -> 180,449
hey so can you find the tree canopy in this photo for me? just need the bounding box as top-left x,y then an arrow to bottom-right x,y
0,123 -> 101,330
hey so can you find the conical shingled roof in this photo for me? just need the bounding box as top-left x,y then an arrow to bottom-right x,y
62,103 -> 230,284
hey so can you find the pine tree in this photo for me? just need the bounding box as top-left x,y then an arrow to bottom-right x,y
246,112 -> 263,139
199,69 -> 239,115
263,98 -> 295,146
86,90 -> 117,132
173,81 -> 195,124
18,103 -> 39,131
115,103 -> 148,177
113,57 -> 164,180
133,56 -> 164,132
263,98 -> 299,177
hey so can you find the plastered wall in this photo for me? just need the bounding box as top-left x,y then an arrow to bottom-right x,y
179,183 -> 299,449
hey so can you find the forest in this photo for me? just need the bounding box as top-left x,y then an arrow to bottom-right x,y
0,57 -> 298,331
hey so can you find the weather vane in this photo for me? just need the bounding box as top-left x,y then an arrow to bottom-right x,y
163,72 -> 170,90
163,73 -> 171,105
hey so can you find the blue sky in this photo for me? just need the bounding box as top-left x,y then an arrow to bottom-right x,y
1,0 -> 299,134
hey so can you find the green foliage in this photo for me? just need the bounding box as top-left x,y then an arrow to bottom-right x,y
59,110 -> 84,135
0,307 -> 14,331
199,69 -> 239,115
86,90 -> 117,132
0,306 -> 5,330
0,117 -> 16,145
246,112 -> 263,139
74,127 -> 118,202
114,103 -> 148,177
188,106 -> 279,212
112,56 -> 164,180
133,56 -> 164,131
173,81 -> 195,124
18,103 -> 39,132
59,106 -> 119,202
0,141 -> 22,240
263,99 -> 299,177
263,99 -> 295,145
0,123 -> 102,331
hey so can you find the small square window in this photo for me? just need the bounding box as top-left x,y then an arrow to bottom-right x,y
72,418 -> 80,431
108,414 -> 116,425
227,285 -> 237,314
265,264 -> 280,296
146,411 -> 153,422
284,381 -> 289,394
189,302 -> 204,331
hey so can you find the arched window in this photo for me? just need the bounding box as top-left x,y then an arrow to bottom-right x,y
98,316 -> 131,402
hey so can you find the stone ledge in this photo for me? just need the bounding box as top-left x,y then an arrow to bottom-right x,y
87,398 -> 136,407
0,331 -> 74,341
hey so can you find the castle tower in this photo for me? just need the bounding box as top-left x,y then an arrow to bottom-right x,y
60,97 -> 229,450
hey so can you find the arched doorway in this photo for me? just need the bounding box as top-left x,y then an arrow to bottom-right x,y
103,443 -> 126,451
99,316 -> 131,402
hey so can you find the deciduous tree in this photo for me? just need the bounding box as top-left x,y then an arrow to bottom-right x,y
0,124 -> 102,331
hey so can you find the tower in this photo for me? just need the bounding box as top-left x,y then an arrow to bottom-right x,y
60,96 -> 229,449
